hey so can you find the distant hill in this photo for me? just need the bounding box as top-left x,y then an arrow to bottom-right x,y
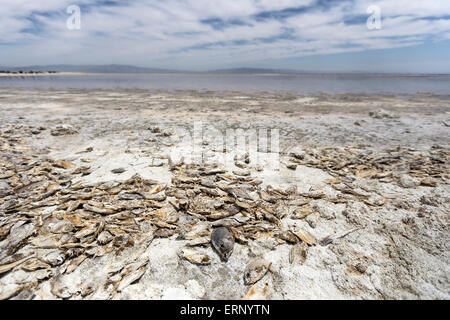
0,64 -> 304,74
206,67 -> 303,74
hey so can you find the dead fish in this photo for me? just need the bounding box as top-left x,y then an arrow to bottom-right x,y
52,160 -> 75,169
97,230 -> 114,245
234,199 -> 254,210
72,166 -> 92,176
30,234 -> 62,249
117,260 -> 149,292
277,230 -> 298,244
0,284 -> 29,300
200,178 -> 216,188
289,242 -> 308,264
149,184 -> 167,194
64,254 -> 87,274
242,281 -> 269,300
206,206 -> 239,220
211,227 -> 235,261
180,221 -> 210,240
40,250 -> 66,267
262,211 -> 282,228
74,224 -> 97,239
233,169 -> 251,177
229,227 -> 249,245
112,234 -> 134,248
85,246 -> 115,257
223,187 -> 252,200
201,168 -> 226,175
187,237 -> 210,247
119,192 -> 144,200
291,208 -> 313,219
21,258 -> 50,272
145,193 -> 167,201
50,284 -> 72,299
179,248 -> 211,265
319,235 -> 333,246
244,259 -> 271,285
0,254 -> 34,275
153,228 -> 177,238
48,219 -> 73,234
293,229 -> 318,246
83,203 -> 116,215
116,266 -> 147,292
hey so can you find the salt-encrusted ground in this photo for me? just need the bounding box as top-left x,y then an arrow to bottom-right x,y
0,88 -> 449,300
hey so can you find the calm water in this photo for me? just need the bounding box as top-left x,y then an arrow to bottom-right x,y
1,73 -> 449,94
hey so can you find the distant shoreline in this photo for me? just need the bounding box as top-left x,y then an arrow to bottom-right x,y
1,71 -> 449,77
0,72 -> 84,77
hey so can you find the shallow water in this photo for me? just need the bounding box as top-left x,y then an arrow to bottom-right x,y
1,73 -> 450,94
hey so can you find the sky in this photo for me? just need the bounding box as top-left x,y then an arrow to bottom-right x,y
0,0 -> 449,73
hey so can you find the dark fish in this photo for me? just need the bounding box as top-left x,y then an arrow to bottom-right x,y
211,227 -> 234,261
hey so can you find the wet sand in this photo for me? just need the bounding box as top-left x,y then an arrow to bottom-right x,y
0,88 -> 449,300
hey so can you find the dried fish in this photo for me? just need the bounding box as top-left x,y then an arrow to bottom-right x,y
53,160 -> 75,169
117,265 -> 147,292
179,248 -> 211,265
187,237 -> 210,247
63,254 -> 87,274
40,250 -> 66,267
242,281 -> 269,300
211,227 -> 235,261
83,203 -> 117,215
48,219 -> 73,234
244,259 -> 271,285
0,254 -> 34,275
293,229 -> 318,246
289,242 -> 308,264
21,258 -> 50,272
97,230 -> 114,245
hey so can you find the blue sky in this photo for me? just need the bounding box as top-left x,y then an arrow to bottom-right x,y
0,0 -> 449,72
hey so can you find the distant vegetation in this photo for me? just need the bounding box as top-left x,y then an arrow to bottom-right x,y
0,70 -> 58,74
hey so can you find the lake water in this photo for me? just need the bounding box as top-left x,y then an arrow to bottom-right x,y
1,73 -> 449,94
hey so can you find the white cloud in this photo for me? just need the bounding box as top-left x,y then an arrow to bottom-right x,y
0,0 -> 448,70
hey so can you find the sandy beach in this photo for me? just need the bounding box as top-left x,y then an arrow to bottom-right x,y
0,88 -> 449,300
